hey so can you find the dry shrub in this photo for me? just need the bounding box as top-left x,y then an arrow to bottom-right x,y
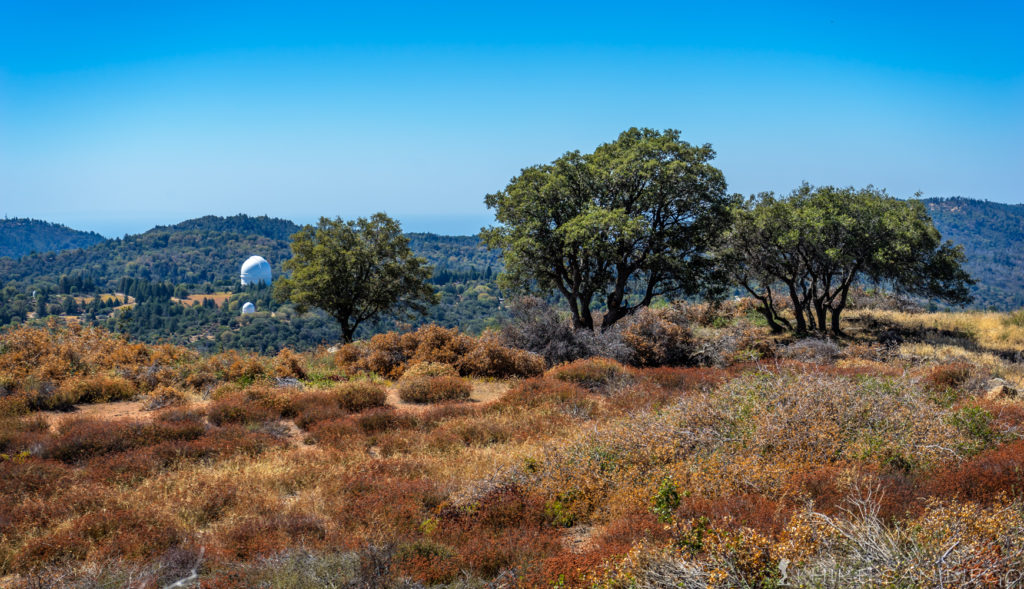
306,418 -> 363,448
333,381 -> 387,412
548,357 -> 631,392
56,374 -> 137,405
923,361 -> 973,391
499,296 -> 631,365
142,385 -> 190,410
620,306 -> 696,367
499,377 -> 596,418
398,375 -> 472,404
291,390 -> 348,429
636,365 -> 735,393
207,393 -> 281,426
11,507 -> 186,571
41,417 -> 206,463
338,324 -> 544,379
780,338 -> 842,364
924,440 -> 1024,503
356,408 -> 418,434
400,361 -> 458,380
455,333 -> 545,378
0,393 -> 31,417
273,348 -> 308,380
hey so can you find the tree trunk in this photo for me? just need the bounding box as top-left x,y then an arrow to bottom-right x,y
786,281 -> 807,333
830,285 -> 851,336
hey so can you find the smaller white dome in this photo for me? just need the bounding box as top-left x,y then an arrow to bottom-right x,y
241,256 -> 272,286
241,301 -> 256,315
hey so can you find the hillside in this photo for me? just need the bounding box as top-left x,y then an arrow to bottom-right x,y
0,218 -> 106,259
924,197 -> 1024,310
0,215 -> 504,351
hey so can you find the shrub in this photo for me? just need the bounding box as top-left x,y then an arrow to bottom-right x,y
57,374 -> 137,404
923,362 -> 972,392
455,334 -> 545,378
274,348 -> 308,380
620,307 -> 696,367
291,391 -> 348,429
142,385 -> 190,411
548,357 -> 630,392
500,297 -> 630,365
333,381 -> 388,412
499,377 -> 596,418
780,338 -> 842,364
400,361 -> 458,381
398,376 -> 472,404
337,325 -> 542,379
208,393 -> 280,426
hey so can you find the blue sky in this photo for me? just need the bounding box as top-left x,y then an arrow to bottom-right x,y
1,1 -> 1021,237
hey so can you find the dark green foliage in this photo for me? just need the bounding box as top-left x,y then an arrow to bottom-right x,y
482,128 -> 734,330
0,218 -> 105,259
276,214 -> 438,343
721,185 -> 974,334
925,197 -> 1024,310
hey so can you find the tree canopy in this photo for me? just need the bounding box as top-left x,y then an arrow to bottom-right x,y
275,213 -> 437,343
722,184 -> 974,334
482,127 -> 734,330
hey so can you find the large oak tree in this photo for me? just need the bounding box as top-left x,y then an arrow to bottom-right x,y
275,213 -> 436,343
482,128 -> 734,330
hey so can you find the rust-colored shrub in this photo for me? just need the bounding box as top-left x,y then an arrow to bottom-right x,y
925,440 -> 1024,503
306,418 -> 363,448
274,348 -> 307,380
924,362 -> 973,391
11,507 -> 186,570
499,377 -> 596,418
548,357 -> 631,391
333,381 -> 388,412
336,325 -> 541,379
635,366 -> 731,392
207,393 -> 280,426
455,333 -> 545,378
42,417 -> 206,463
356,408 -> 417,434
291,391 -> 348,429
398,375 -> 471,404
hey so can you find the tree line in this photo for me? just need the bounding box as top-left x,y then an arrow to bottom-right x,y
280,128 -> 973,342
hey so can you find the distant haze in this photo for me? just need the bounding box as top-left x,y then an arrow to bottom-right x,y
1,2 -> 1021,237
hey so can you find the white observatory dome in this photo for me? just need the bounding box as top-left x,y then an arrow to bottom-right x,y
240,256 -> 272,286
241,301 -> 256,315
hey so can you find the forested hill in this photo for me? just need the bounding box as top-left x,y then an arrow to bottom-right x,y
0,215 -> 500,293
0,218 -> 106,259
0,215 -> 299,291
924,197 -> 1024,310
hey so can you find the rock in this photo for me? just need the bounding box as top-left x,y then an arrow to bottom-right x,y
984,378 -> 1019,401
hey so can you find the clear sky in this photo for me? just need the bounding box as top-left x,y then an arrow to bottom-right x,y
1,1 -> 1021,237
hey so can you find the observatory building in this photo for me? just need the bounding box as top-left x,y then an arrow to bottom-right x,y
241,301 -> 256,315
240,256 -> 272,286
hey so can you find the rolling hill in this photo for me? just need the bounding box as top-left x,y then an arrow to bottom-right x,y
0,218 -> 106,259
924,197 -> 1024,310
